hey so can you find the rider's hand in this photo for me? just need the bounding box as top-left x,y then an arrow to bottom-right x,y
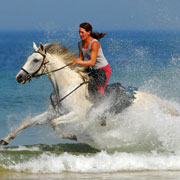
72,58 -> 82,65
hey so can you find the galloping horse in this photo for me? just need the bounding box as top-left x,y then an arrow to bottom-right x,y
0,42 -> 179,146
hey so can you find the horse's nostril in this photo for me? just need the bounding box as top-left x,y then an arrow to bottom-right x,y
18,74 -> 22,79
17,74 -> 22,82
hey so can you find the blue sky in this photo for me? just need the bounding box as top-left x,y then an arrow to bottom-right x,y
1,0 -> 180,31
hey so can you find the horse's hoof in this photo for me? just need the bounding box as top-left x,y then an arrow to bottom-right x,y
50,121 -> 56,129
62,135 -> 77,141
70,135 -> 77,141
100,116 -> 107,126
100,120 -> 106,126
0,140 -> 9,145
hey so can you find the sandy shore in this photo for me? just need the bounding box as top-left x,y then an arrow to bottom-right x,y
1,171 -> 180,180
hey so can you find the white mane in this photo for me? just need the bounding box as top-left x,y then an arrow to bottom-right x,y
45,43 -> 90,81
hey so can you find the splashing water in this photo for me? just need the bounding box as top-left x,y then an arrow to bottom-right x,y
53,90 -> 180,153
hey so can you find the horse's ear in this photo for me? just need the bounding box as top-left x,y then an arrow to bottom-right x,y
39,43 -> 46,54
33,42 -> 38,51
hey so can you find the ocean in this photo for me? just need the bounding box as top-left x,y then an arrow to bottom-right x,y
1,29 -> 180,179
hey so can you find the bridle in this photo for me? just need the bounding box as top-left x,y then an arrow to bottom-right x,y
21,51 -> 72,82
21,51 -> 89,103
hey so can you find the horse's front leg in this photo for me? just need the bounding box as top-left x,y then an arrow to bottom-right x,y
50,112 -> 80,140
51,111 -> 80,127
0,111 -> 50,145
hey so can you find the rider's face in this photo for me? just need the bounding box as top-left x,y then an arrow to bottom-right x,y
79,27 -> 90,41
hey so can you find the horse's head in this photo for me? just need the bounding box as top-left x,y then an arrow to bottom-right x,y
16,42 -> 48,84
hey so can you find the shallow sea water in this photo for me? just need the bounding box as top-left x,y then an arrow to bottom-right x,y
1,30 -> 180,179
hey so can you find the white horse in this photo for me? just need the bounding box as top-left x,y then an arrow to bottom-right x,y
0,42 -> 179,146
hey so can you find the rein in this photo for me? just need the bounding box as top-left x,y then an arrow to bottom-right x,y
21,51 -> 89,102
58,81 -> 89,103
35,62 -> 72,77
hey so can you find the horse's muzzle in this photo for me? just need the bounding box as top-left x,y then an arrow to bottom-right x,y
16,74 -> 26,84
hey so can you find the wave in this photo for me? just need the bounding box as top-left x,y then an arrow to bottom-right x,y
1,145 -> 180,173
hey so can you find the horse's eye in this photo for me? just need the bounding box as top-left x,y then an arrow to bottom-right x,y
33,59 -> 39,63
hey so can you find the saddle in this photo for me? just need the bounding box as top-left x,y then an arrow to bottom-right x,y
88,82 -> 137,115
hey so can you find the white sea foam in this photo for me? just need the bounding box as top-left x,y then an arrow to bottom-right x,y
0,145 -> 40,151
5,151 -> 180,173
54,92 -> 180,152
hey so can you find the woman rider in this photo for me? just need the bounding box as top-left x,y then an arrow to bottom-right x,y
72,22 -> 111,96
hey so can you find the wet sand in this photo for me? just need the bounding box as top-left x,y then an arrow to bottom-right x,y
1,171 -> 180,180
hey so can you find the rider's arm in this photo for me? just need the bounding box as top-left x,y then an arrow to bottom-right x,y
73,42 -> 84,63
78,42 -> 84,60
72,41 -> 100,66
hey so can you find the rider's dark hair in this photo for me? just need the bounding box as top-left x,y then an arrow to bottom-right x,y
79,22 -> 106,40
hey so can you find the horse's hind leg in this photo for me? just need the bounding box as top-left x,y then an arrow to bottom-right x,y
160,102 -> 180,116
0,111 -> 49,145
